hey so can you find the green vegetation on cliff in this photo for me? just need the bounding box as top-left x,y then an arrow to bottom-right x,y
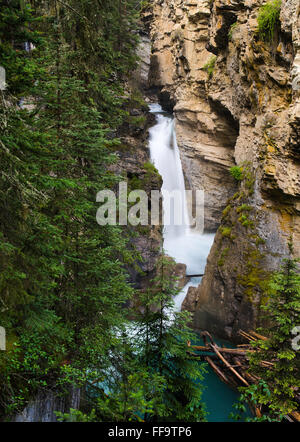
257,0 -> 282,42
203,55 -> 216,79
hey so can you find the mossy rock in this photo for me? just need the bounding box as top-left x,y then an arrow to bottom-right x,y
217,247 -> 230,267
220,226 -> 232,238
237,249 -> 270,304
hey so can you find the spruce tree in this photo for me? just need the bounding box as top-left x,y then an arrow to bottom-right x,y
0,0 -> 140,417
239,251 -> 300,419
134,255 -> 207,422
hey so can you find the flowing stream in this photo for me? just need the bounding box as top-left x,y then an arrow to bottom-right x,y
148,103 -> 247,422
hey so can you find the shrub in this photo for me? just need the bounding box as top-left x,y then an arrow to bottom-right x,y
143,161 -> 158,174
203,56 -> 216,79
230,166 -> 243,181
257,0 -> 281,42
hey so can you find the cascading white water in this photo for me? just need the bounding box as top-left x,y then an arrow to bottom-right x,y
148,103 -> 215,311
148,105 -> 252,422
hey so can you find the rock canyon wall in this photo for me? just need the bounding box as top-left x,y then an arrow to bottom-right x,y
146,0 -> 300,340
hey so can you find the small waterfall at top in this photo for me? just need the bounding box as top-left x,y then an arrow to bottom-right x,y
148,103 -> 214,311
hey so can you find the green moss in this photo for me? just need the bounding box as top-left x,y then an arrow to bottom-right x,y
231,192 -> 241,201
137,225 -> 151,235
236,204 -> 252,213
222,205 -> 232,218
230,166 -> 243,181
220,226 -> 232,238
228,22 -> 238,41
127,88 -> 148,110
218,247 -> 230,267
236,201 -> 255,228
245,174 -> 255,195
251,234 -> 266,246
128,162 -> 161,193
257,0 -> 281,42
237,249 -> 270,303
240,163 -> 255,195
140,1 -> 150,12
203,56 -> 217,79
229,162 -> 255,196
238,214 -> 254,228
256,237 -> 266,246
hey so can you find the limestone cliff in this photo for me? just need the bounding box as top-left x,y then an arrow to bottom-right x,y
147,0 -> 300,340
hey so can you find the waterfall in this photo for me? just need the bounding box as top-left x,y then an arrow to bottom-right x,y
148,104 -> 214,311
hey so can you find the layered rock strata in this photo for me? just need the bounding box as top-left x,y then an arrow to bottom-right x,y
148,0 -> 300,340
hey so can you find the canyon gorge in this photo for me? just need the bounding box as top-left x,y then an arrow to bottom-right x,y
144,0 -> 300,341
1,0 -> 299,423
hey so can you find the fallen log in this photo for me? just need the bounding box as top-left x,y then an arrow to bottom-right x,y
260,360 -> 275,367
210,343 -> 250,387
233,357 -> 259,384
191,345 -> 251,356
194,331 -> 300,421
205,356 -> 230,385
290,411 -> 300,422
239,330 -> 258,342
238,329 -> 268,343
249,330 -> 268,341
200,331 -> 216,347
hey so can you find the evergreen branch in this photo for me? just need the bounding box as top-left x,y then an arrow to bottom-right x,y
55,0 -> 91,24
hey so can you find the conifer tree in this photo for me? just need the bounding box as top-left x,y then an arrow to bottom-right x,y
0,0 -> 140,417
134,255 -> 207,422
237,250 -> 300,420
56,256 -> 207,422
